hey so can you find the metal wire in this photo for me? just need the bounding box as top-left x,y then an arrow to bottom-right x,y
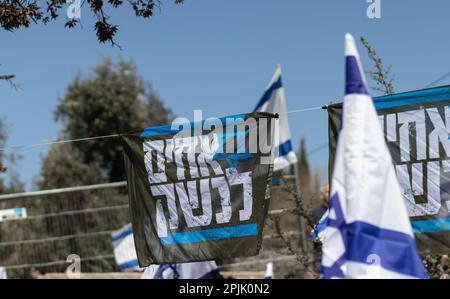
0,181 -> 127,201
0,230 -> 116,247
4,255 -> 115,270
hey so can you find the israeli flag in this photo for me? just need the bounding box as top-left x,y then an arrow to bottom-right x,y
321,34 -> 428,279
264,262 -> 274,279
310,209 -> 329,242
254,65 -> 298,171
141,261 -> 220,279
0,267 -> 7,279
111,224 -> 141,271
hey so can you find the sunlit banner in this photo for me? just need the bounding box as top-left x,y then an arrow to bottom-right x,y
122,112 -> 277,265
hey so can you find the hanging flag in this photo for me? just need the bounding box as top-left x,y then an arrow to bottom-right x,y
264,262 -> 273,279
321,34 -> 428,279
254,65 -> 298,171
122,112 -> 277,265
111,224 -> 141,271
141,261 -> 220,279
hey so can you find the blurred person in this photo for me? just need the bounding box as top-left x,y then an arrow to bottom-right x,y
308,184 -> 330,241
311,184 -> 330,225
307,184 -> 330,274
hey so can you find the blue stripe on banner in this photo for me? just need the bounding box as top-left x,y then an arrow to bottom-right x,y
159,223 -> 258,245
254,76 -> 283,111
411,217 -> 450,234
140,124 -> 182,137
278,140 -> 293,157
140,114 -> 247,138
345,56 -> 369,96
373,85 -> 450,109
346,221 -> 428,278
119,259 -> 140,270
111,227 -> 133,243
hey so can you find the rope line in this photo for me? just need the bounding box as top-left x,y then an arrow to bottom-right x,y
425,71 -> 450,88
0,133 -> 121,152
282,106 -> 323,114
0,106 -> 325,152
4,254 -> 115,270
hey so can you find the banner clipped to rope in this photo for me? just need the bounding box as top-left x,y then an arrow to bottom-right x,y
0,105 -> 325,152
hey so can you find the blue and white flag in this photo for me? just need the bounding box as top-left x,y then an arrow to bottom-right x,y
141,261 -> 220,279
0,267 -> 7,279
111,224 -> 141,271
254,65 -> 298,171
310,209 -> 329,242
264,262 -> 274,279
320,34 -> 428,279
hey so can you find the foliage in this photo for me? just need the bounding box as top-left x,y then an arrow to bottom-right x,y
0,57 -> 174,278
297,138 -> 310,195
422,254 -> 449,279
0,119 -> 25,194
268,139 -> 324,277
360,36 -> 395,95
0,0 -> 185,45
38,57 -> 173,188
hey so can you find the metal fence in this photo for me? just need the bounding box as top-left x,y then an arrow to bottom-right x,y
0,181 -> 303,278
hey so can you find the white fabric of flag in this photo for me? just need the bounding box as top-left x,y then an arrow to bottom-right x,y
320,34 -> 428,279
111,224 -> 141,271
254,65 -> 298,171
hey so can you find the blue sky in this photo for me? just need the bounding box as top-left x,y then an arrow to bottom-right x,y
2,0 -> 450,190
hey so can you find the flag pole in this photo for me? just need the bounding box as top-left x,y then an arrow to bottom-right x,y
290,162 -> 308,256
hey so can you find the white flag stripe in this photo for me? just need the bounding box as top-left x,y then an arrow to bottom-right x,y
111,224 -> 140,271
264,262 -> 274,279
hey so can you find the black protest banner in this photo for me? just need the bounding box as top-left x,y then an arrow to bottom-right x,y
122,112 -> 277,265
327,86 -> 450,254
